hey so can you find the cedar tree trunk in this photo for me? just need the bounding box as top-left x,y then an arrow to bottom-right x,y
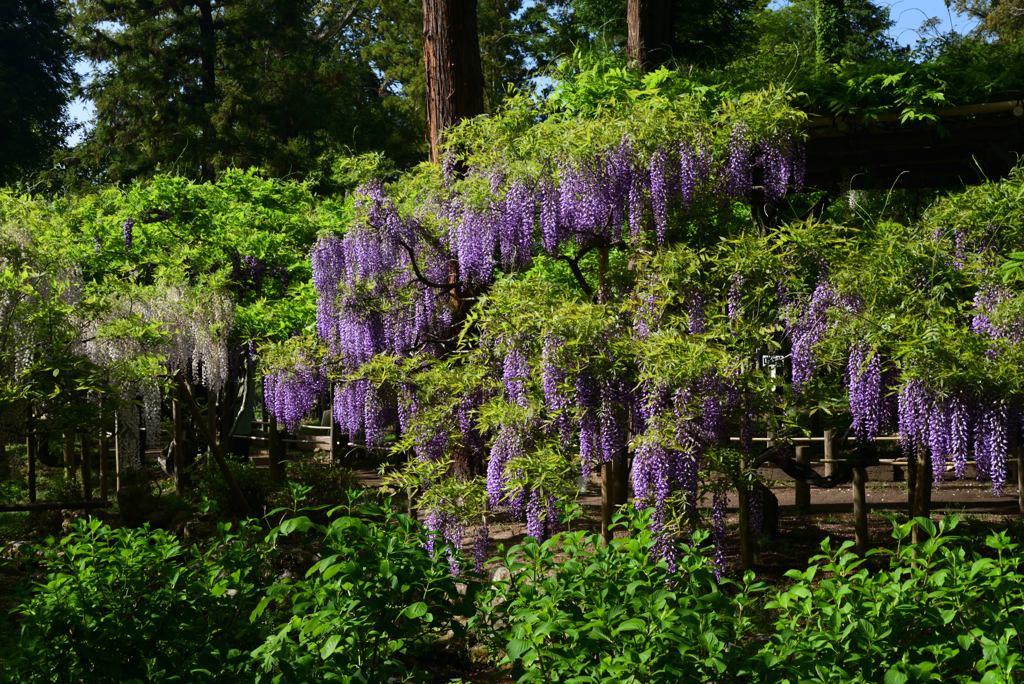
197,0 -> 217,181
627,0 -> 675,72
422,0 -> 485,163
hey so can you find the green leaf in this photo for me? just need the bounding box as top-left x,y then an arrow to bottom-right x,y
617,618 -> 646,633
506,638 -> 532,661
883,668 -> 909,684
320,634 -> 342,660
402,602 -> 428,619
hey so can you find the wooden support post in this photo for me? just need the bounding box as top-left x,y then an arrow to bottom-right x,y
330,417 -> 341,464
175,374 -> 252,519
823,429 -> 835,477
795,445 -> 810,512
1017,443 -> 1023,516
113,417 -> 123,493
906,451 -> 917,520
912,451 -> 932,544
81,435 -> 92,502
852,465 -> 869,556
27,432 -> 36,504
268,414 -> 283,482
172,385 -> 185,497
99,423 -> 109,502
601,461 -> 614,547
64,433 -> 77,481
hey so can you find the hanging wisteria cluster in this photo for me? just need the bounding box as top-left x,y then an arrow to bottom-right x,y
263,361 -> 329,434
846,343 -> 896,443
896,379 -> 1017,494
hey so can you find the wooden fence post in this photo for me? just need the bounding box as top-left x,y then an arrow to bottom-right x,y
823,429 -> 835,477
852,465 -> 869,556
81,434 -> 92,502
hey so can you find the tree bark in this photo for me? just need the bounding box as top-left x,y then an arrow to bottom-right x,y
627,0 -> 675,72
197,0 -> 218,182
422,0 -> 485,164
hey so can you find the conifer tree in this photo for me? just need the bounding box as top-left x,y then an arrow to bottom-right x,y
0,0 -> 76,185
70,0 -> 400,182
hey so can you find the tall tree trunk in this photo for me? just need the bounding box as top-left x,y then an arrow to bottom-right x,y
197,0 -> 217,181
627,0 -> 675,72
422,0 -> 485,164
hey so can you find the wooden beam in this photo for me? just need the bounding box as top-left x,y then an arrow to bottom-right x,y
0,500 -> 107,512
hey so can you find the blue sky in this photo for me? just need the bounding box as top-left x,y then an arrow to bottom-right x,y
65,1 -> 981,145
867,0 -> 979,43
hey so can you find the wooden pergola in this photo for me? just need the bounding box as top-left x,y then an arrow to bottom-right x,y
803,99 -> 1024,191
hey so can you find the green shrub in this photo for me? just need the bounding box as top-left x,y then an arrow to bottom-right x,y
473,508 -> 765,683
6,517 -> 272,683
477,510 -> 1024,684
758,516 -> 1024,684
251,501 -> 478,683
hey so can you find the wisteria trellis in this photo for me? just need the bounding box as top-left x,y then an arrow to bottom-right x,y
261,115 -> 1024,578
